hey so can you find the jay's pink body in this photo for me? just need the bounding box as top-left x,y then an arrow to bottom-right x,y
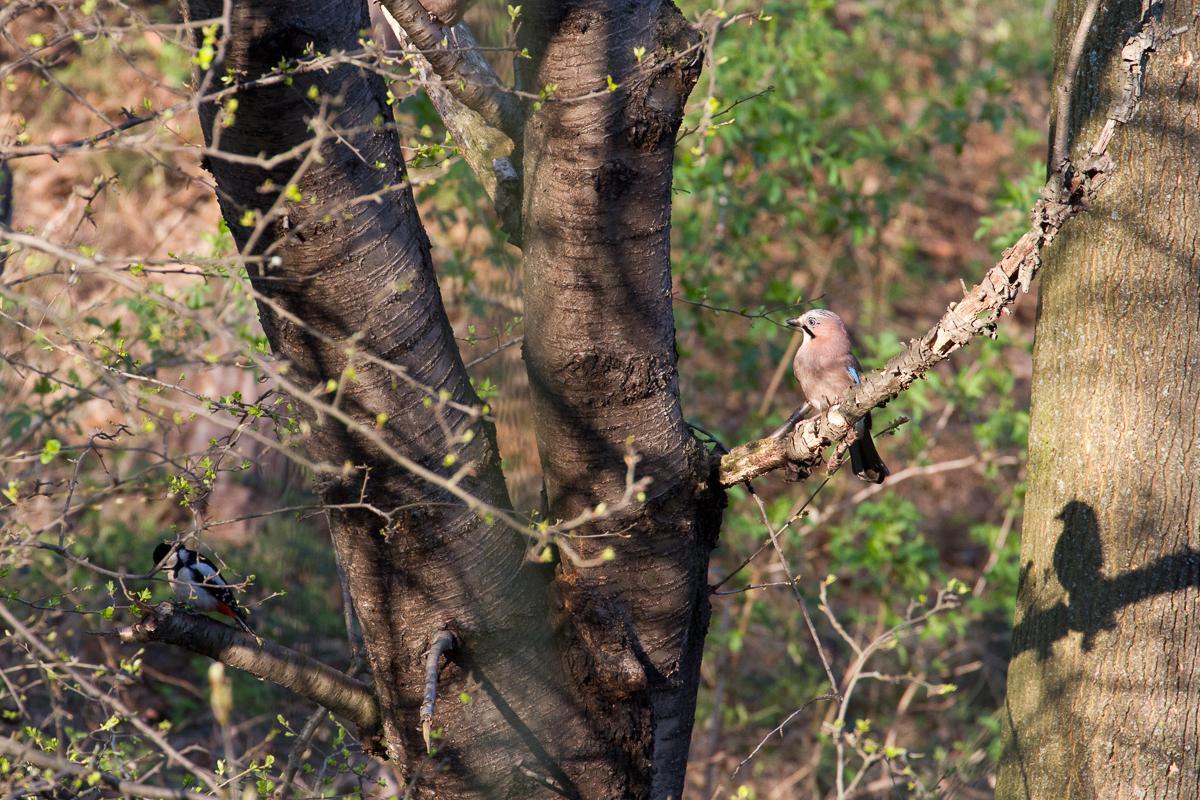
786,309 -> 889,483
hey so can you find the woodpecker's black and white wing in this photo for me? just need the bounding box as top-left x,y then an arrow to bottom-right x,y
154,544 -> 253,632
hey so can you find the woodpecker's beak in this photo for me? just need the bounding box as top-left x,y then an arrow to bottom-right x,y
785,317 -> 810,335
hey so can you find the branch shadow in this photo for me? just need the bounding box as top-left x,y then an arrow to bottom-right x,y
1011,500 -> 1200,660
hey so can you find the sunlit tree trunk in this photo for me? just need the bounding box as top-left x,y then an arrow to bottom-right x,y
997,2 -> 1200,798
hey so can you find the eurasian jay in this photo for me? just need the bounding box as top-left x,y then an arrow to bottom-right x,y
785,309 -> 889,484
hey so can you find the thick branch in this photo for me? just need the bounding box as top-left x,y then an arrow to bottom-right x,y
719,5 -> 1181,488
0,736 -> 209,800
378,0 -> 523,139
120,603 -> 380,737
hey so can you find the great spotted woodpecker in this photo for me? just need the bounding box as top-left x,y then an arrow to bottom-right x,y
152,542 -> 253,633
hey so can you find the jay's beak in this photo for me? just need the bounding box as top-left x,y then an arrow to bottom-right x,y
785,317 -> 810,335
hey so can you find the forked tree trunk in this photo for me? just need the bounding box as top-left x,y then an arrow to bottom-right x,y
997,2 -> 1200,797
185,0 -> 715,797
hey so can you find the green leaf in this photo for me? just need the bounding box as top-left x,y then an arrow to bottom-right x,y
39,439 -> 61,464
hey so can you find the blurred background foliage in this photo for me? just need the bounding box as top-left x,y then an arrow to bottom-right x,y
1,0 -> 1050,796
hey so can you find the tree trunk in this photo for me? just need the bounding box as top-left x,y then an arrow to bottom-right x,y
518,4 -> 719,797
185,0 -> 715,796
997,2 -> 1200,798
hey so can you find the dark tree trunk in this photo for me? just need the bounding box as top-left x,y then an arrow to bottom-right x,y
518,3 -> 719,797
997,2 -> 1200,798
186,0 -> 715,797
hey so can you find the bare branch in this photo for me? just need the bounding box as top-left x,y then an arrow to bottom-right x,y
0,602 -> 224,794
275,708 -> 330,800
731,694 -> 837,778
718,6 -> 1183,489
1050,0 -> 1102,178
745,487 -> 840,698
118,603 -> 381,741
696,427 -> 839,700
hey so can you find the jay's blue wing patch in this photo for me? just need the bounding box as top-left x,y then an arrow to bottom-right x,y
846,365 -> 861,384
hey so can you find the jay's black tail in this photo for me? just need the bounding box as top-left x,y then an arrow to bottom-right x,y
849,413 -> 889,484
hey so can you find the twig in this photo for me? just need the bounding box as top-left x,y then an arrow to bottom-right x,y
746,487 -> 841,698
672,293 -> 806,328
1050,0 -> 1102,178
829,590 -> 963,798
275,708 -> 329,800
819,454 -> 1021,522
712,579 -> 800,596
731,694 -> 837,777
420,629 -> 458,753
689,418 -> 834,694
0,736 -> 210,800
710,476 -> 830,591
973,503 -> 1019,596
464,336 -> 523,369
768,403 -> 810,439
0,602 -> 224,794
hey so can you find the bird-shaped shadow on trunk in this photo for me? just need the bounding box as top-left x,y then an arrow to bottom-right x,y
1011,500 -> 1200,660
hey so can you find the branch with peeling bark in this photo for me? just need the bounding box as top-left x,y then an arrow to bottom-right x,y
373,5 -> 522,239
718,5 -> 1183,489
119,603 -> 381,746
377,0 -> 523,139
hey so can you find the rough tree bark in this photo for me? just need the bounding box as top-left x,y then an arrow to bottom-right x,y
183,0 -> 715,797
518,4 -> 719,796
997,2 -> 1200,798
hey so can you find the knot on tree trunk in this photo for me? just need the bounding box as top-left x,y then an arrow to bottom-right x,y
622,3 -> 702,152
556,584 -> 649,700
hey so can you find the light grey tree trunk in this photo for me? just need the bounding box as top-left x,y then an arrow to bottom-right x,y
997,2 -> 1200,798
